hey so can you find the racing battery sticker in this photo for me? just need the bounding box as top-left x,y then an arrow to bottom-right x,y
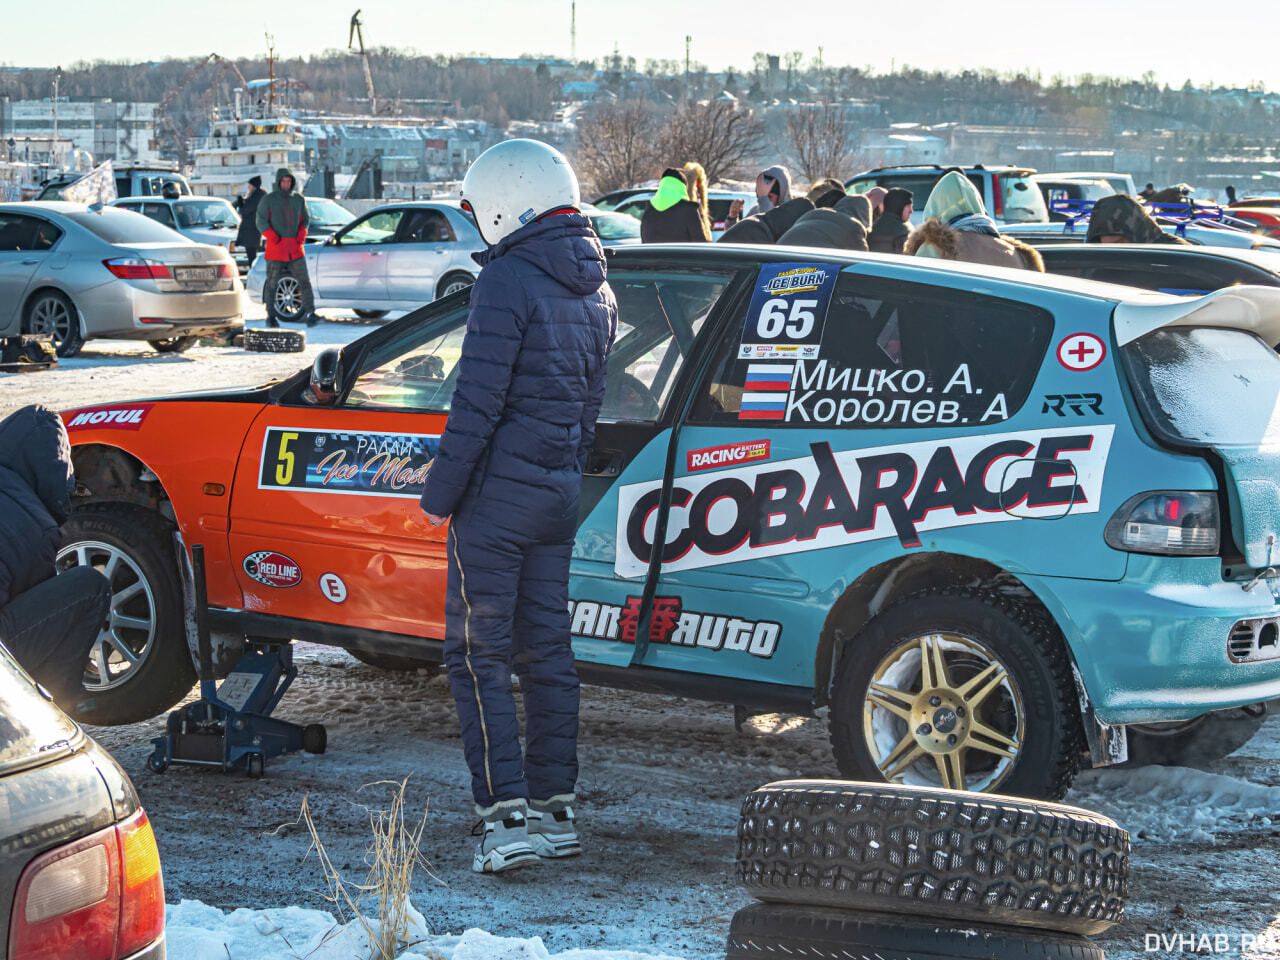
738,262 -> 840,360
258,427 -> 439,499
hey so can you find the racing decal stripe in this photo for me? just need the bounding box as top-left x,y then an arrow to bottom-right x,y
451,526 -> 494,798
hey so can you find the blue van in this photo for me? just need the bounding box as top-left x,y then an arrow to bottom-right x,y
63,244 -> 1280,800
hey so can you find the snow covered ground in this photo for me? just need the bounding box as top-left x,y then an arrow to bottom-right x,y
9,310 -> 1280,958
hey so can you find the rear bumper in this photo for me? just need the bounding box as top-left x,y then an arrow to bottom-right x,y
82,282 -> 246,339
1029,556 -> 1280,724
124,932 -> 165,960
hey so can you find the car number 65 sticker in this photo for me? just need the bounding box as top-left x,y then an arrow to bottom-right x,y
739,262 -> 840,360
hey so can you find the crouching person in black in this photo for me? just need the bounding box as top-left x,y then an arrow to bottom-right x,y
0,405 -> 109,708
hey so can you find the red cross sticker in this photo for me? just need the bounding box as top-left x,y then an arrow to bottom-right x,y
1057,333 -> 1106,372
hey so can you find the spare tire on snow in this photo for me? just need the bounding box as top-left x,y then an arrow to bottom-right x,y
242,327 -> 306,353
737,780 -> 1128,937
726,903 -> 1106,960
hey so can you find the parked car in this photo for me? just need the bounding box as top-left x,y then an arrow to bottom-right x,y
581,203 -> 641,245
1053,171 -> 1138,197
1038,243 -> 1280,298
1219,206 -> 1280,239
0,202 -> 245,357
36,164 -> 190,202
1002,220 -> 1280,253
1033,176 -> 1115,222
303,197 -> 356,241
1229,196 -> 1280,209
846,165 -> 1050,224
110,196 -> 243,266
62,244 -> 1280,801
611,190 -> 754,239
0,643 -> 165,959
245,200 -> 480,320
590,187 -> 655,211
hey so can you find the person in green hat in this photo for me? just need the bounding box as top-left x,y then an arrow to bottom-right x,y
906,170 -> 1043,270
640,168 -> 709,243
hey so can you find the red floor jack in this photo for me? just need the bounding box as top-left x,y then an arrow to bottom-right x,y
148,544 -> 326,778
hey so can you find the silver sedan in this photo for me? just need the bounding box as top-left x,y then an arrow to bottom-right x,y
246,201 -> 482,320
0,202 -> 245,356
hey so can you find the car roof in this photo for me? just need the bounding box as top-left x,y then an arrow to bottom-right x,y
0,201 -> 92,214
849,165 -> 1034,177
608,242 -> 1178,306
113,195 -> 229,204
1038,242 -> 1280,273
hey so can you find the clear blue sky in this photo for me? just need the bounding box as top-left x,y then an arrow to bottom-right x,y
6,0 -> 1279,90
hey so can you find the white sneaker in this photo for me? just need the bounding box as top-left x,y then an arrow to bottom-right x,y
472,800 -> 539,874
527,797 -> 581,859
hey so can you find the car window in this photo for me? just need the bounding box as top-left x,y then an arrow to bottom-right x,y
613,199 -> 648,221
0,213 -> 42,251
1001,173 -> 1050,223
344,269 -> 733,418
1041,251 -> 1269,295
397,209 -> 455,243
690,270 -> 1054,428
141,203 -> 177,227
175,200 -> 238,229
340,210 -> 405,245
30,220 -> 62,250
115,177 -> 132,198
849,175 -> 944,205
589,211 -> 641,242
307,198 -> 354,227
65,208 -> 189,244
0,645 -> 81,776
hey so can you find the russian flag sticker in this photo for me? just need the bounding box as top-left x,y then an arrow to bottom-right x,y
739,362 -> 793,419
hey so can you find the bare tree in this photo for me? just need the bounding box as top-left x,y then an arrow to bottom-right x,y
658,99 -> 763,186
784,103 -> 858,182
573,100 -> 663,195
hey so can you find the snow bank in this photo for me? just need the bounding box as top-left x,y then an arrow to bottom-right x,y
1069,765 -> 1280,842
165,899 -> 688,960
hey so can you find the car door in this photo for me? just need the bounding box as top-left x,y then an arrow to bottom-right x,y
0,213 -> 59,335
139,202 -> 177,231
383,207 -> 453,306
315,208 -> 402,302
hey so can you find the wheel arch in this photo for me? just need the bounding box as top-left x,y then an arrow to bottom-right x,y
435,269 -> 476,300
814,551 -> 1081,709
71,443 -> 177,524
23,284 -> 86,336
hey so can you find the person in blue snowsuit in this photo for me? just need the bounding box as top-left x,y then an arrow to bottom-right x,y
418,140 -> 617,874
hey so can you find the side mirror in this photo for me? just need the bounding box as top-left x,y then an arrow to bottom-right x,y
309,348 -> 343,404
325,235 -> 338,245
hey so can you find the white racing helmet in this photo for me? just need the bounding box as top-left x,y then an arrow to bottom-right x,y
460,139 -> 581,246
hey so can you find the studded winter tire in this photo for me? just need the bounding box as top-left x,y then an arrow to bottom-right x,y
1123,706 -> 1268,767
737,780 -> 1129,937
242,327 -> 306,353
726,903 -> 1107,960
829,589 -> 1083,800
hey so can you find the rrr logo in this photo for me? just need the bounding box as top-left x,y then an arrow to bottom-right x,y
614,426 -> 1115,577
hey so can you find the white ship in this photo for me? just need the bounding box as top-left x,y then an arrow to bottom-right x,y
188,96 -> 306,200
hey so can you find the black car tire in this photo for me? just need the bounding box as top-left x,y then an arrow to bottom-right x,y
149,336 -> 199,353
24,289 -> 84,357
302,723 -> 328,755
726,903 -> 1106,960
1123,706 -> 1268,767
243,327 -> 306,353
349,649 -> 441,675
354,309 -> 388,320
829,589 -> 1083,801
435,271 -> 474,300
58,503 -> 196,725
737,780 -> 1129,937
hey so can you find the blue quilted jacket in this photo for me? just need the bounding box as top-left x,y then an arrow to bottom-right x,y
419,212 -> 617,518
0,406 -> 72,608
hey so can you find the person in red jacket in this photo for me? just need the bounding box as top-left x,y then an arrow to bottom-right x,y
255,167 -> 318,327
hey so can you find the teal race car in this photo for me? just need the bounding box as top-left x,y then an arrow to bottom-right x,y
63,244 -> 1280,800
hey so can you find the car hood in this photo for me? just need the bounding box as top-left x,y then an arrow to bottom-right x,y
181,226 -> 237,247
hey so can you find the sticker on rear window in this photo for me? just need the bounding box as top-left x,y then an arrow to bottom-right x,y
738,262 -> 839,360
259,427 -> 440,499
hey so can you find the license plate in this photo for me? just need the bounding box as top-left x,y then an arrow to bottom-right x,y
175,266 -> 216,282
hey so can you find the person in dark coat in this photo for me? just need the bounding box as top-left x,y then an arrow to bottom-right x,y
868,188 -> 913,254
718,196 -> 814,244
778,207 -> 868,251
1085,193 -> 1191,245
0,406 -> 109,709
232,175 -> 265,267
419,140 -> 617,874
640,168 -> 708,243
806,178 -> 847,208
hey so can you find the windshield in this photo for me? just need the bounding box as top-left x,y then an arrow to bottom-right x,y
1001,173 -> 1049,223
0,645 -> 81,776
175,199 -> 238,229
1121,327 -> 1280,447
307,199 -> 354,227
65,208 -> 190,244
589,211 -> 641,241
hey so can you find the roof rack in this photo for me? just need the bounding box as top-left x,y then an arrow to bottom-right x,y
1048,198 -> 1258,237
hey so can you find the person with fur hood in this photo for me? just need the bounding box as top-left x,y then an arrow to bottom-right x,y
906,171 -> 1043,271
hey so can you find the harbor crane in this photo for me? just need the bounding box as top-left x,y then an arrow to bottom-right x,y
349,10 -> 377,115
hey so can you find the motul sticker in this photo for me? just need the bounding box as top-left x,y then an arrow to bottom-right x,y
686,439 -> 771,473
568,595 -> 780,658
615,425 -> 1115,578
64,404 -> 154,431
243,551 -> 302,588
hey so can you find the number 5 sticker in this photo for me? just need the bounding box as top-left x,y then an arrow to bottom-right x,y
740,263 -> 839,360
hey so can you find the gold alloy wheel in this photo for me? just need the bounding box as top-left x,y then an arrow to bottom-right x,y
863,632 -> 1024,793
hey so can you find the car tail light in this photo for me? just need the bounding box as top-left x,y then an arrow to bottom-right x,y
9,826 -> 121,959
116,810 -> 164,958
216,262 -> 235,278
103,258 -> 172,280
991,174 -> 1004,217
1104,491 -> 1219,556
8,809 -> 164,960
